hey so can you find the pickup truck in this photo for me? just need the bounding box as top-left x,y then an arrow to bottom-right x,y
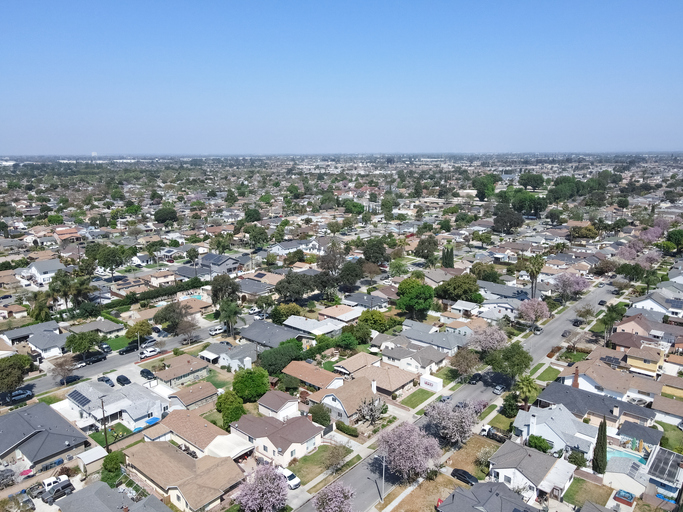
480,424 -> 512,443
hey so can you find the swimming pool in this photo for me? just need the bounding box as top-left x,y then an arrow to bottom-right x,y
180,294 -> 203,301
606,447 -> 647,465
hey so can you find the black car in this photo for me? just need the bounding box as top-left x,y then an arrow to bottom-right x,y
98,342 -> 112,353
140,368 -> 155,380
118,344 -> 137,355
469,373 -> 481,385
116,375 -> 131,386
562,330 -> 572,338
451,468 -> 478,486
598,300 -> 607,306
97,376 -> 114,387
0,294 -> 11,300
84,351 -> 107,365
572,319 -> 583,327
151,326 -> 161,333
59,375 -> 81,386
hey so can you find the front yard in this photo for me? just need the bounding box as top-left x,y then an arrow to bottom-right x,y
563,478 -> 612,508
433,366 -> 459,385
107,336 -> 132,351
288,444 -> 353,485
377,473 -> 464,512
400,389 -> 435,409
489,414 -> 513,432
445,435 -> 500,480
536,367 -> 561,382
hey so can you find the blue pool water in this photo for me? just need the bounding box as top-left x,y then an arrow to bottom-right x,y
606,448 -> 646,465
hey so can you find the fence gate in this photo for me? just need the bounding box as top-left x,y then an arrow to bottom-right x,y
323,424 -> 334,436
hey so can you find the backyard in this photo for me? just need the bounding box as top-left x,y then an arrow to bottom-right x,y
200,369 -> 233,390
90,423 -> 132,447
400,389 -> 435,409
288,444 -> 353,485
563,478 -> 612,508
657,421 -> 683,451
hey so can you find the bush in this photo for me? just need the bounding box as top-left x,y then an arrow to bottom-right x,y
102,451 -> 125,473
173,348 -> 184,356
288,457 -> 299,467
335,421 -> 359,437
310,404 -> 331,426
501,393 -> 519,418
568,451 -> 587,468
391,393 -> 397,400
528,435 -> 552,453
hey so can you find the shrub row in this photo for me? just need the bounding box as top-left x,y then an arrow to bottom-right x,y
335,421 -> 359,437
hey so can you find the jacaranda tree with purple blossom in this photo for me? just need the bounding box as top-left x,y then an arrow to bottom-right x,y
469,325 -> 508,353
553,273 -> 590,302
378,422 -> 441,483
519,298 -> 550,327
313,481 -> 355,512
425,400 -> 486,447
236,465 -> 288,512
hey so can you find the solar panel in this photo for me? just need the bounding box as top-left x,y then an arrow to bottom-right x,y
649,449 -> 683,483
254,273 -> 266,278
68,390 -> 91,407
600,356 -> 622,366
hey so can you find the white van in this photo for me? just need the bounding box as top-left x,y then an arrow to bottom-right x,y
209,325 -> 226,336
277,466 -> 301,489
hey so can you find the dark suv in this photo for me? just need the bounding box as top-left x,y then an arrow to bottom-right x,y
118,344 -> 137,355
140,368 -> 155,380
41,480 -> 75,505
84,351 -> 107,365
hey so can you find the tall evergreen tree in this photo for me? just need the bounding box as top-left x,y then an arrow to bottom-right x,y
592,416 -> 607,474
441,247 -> 454,268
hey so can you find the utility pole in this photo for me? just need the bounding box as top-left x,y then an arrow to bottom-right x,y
380,452 -> 386,503
100,397 -> 110,453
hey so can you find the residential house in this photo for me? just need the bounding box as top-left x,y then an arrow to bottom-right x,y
57,480 -> 173,512
371,285 -> 399,304
0,402 -> 88,470
27,259 -> 66,284
169,382 -> 218,410
333,352 -> 381,375
140,270 -> 176,288
624,346 -> 664,378
0,304 -> 27,320
258,390 -> 300,421
230,415 -> 324,466
155,355 -> 210,387
477,280 -> 529,301
317,304 -> 363,325
125,441 -> 244,512
283,316 -> 345,337
437,482 -> 539,512
342,292 -> 388,310
239,320 -> 308,349
69,318 -> 125,338
536,382 -> 656,428
489,440 -> 575,502
513,404 -> 598,456
307,377 -> 379,425
282,361 -> 344,390
269,239 -> 321,256
67,381 -> 172,431
401,324 -> 466,356
0,320 -> 60,345
353,363 -> 417,398
238,279 -> 274,302
382,344 -> 447,375
614,313 -> 683,345
198,342 -> 264,370
199,253 -> 240,276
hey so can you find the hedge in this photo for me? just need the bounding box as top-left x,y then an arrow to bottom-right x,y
336,421 -> 359,437
106,277 -> 208,309
101,312 -> 126,325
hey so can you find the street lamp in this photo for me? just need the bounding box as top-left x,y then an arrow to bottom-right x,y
380,451 -> 386,503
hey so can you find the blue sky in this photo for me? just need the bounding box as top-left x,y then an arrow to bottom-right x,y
1,1 -> 682,155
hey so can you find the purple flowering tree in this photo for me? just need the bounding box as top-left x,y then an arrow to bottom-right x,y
470,326 -> 507,353
235,465 -> 288,512
425,400 -> 483,446
519,299 -> 550,326
654,218 -> 671,231
313,481 -> 355,512
615,245 -> 637,261
640,227 -> 663,245
636,250 -> 662,269
553,273 -> 590,302
378,422 -> 441,482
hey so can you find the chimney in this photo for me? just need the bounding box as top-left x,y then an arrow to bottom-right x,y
530,413 -> 537,436
613,405 -> 620,417
124,508 -> 129,512
371,379 -> 377,395
572,367 -> 579,388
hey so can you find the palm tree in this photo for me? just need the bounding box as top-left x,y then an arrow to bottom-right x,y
643,269 -> 660,293
70,277 -> 98,308
48,270 -> 72,316
514,374 -> 540,406
219,300 -> 246,339
603,304 -> 625,345
186,247 -> 199,277
29,292 -> 52,322
526,255 -> 545,299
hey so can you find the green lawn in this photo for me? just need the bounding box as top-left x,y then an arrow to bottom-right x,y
90,423 -> 132,447
450,382 -> 463,391
108,336 -> 132,351
202,410 -> 223,428
521,332 -> 533,339
433,366 -> 459,385
530,363 -> 544,376
595,310 -> 604,317
400,389 -> 435,409
203,312 -> 217,321
562,351 -> 589,363
289,445 -> 352,485
323,358 -> 344,372
657,421 -> 683,451
199,369 -> 232,390
536,367 -> 561,382
355,344 -> 371,353
563,478 -> 612,507
479,404 -> 497,421
37,395 -> 61,405
489,413 -> 513,431
556,306 -> 569,315
590,319 -> 606,334
617,302 -> 630,309
185,342 -> 211,357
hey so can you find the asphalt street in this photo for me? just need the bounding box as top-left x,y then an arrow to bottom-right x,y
296,281 -> 619,512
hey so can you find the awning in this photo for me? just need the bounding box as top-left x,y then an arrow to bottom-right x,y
76,417 -> 97,428
145,417 -> 160,425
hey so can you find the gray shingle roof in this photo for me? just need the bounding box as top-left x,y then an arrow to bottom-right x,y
488,440 -> 556,487
58,481 -> 173,512
239,320 -> 301,348
438,482 -> 539,512
618,421 -> 663,446
2,320 -> 59,341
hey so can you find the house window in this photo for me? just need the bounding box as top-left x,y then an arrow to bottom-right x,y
291,449 -> 296,457
643,359 -> 651,365
163,406 -> 168,412
331,397 -> 337,402
337,412 -> 342,418
176,495 -> 181,502
148,412 -> 153,418
504,475 -> 511,484
263,445 -> 268,453
248,436 -> 254,443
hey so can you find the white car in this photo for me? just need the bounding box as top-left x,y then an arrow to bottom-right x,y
277,466 -> 301,489
209,325 -> 226,336
71,360 -> 86,369
139,348 -> 160,359
248,307 -> 261,315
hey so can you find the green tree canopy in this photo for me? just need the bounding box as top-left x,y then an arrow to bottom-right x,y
397,277 -> 435,319
232,367 -> 269,402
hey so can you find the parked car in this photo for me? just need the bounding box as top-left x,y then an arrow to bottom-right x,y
0,294 -> 12,300
140,337 -> 156,349
277,467 -> 301,490
533,326 -> 543,335
451,468 -> 478,486
71,360 -> 86,369
97,376 -> 114,387
59,375 -> 81,386
140,368 -> 155,380
116,375 -> 131,386
17,494 -> 35,510
28,482 -> 45,498
140,347 -> 160,359
599,299 -> 608,305
181,335 -> 200,346
572,319 -> 583,327
469,373 -> 482,385
118,344 -> 137,355
439,395 -> 450,403
41,479 -> 75,505
611,289 -> 620,295
248,306 -> 261,315
98,342 -> 112,353
598,282 -> 605,288
219,341 -> 233,347
151,326 -> 161,333
562,330 -> 572,338
493,384 -> 506,395
84,351 -> 107,365
209,325 -> 226,336
9,389 -> 33,403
